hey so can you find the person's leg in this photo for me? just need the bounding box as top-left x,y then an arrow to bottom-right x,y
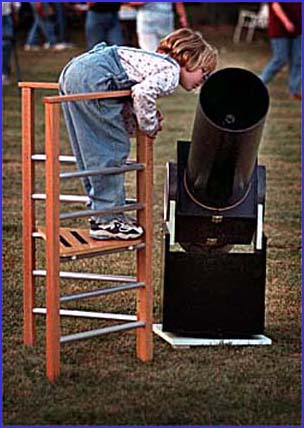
2,15 -> 13,78
60,100 -> 92,195
35,15 -> 57,46
25,4 -> 42,47
62,97 -> 144,239
59,66 -> 93,195
136,9 -> 159,51
2,37 -> 12,78
37,3 -> 57,46
155,10 -> 174,40
44,20 -> 57,45
136,8 -> 173,51
85,99 -> 129,214
137,32 -> 159,51
85,11 -> 107,50
60,94 -> 129,216
25,16 -> 41,47
107,13 -> 123,45
259,38 -> 289,84
54,3 -> 66,43
288,35 -> 301,96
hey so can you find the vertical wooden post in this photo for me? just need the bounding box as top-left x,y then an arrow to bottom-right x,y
45,102 -> 61,381
22,87 -> 36,346
136,131 -> 154,361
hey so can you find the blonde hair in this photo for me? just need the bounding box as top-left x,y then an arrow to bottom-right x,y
157,28 -> 218,74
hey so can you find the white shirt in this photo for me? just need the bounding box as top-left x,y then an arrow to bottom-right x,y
117,47 -> 180,136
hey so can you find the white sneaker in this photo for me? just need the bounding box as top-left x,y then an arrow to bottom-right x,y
63,42 -> 75,49
24,44 -> 40,51
52,43 -> 68,51
89,218 -> 144,240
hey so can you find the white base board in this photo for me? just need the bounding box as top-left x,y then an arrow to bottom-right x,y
153,324 -> 272,348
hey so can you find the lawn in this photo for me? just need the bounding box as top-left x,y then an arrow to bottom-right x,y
2,27 -> 301,426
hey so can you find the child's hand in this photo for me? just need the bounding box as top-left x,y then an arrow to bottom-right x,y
284,20 -> 295,33
146,110 -> 164,139
151,110 -> 164,137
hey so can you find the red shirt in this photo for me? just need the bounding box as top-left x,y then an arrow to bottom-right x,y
268,2 -> 302,38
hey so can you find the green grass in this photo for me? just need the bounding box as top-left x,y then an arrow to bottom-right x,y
2,28 -> 301,426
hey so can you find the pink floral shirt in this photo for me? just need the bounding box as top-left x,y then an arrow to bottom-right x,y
117,47 -> 180,137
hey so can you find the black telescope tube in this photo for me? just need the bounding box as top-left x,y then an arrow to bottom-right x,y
185,67 -> 269,209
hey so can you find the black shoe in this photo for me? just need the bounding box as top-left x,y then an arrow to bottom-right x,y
89,218 -> 144,240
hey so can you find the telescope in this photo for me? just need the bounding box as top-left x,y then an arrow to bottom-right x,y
161,68 -> 270,339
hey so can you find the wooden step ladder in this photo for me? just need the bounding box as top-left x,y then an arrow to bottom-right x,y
20,82 -> 154,381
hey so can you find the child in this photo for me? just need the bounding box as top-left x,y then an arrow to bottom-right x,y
59,28 -> 218,240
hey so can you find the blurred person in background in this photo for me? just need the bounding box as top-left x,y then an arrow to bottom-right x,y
53,2 -> 74,49
24,2 -> 66,51
259,2 -> 302,100
119,3 -> 138,46
85,2 -> 123,49
129,2 -> 188,51
2,2 -> 20,85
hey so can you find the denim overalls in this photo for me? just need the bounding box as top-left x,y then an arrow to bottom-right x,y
59,42 -> 177,222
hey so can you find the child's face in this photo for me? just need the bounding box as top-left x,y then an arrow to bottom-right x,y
179,67 -> 206,91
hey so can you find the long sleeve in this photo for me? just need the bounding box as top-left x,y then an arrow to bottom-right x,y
131,65 -> 179,136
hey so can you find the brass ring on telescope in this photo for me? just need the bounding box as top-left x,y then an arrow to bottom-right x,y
183,170 -> 252,212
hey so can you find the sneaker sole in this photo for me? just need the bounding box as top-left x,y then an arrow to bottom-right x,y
89,230 -> 143,240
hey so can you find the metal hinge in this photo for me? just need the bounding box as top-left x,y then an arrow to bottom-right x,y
211,215 -> 223,223
206,238 -> 218,246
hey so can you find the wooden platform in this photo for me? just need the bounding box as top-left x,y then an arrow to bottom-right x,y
37,227 -> 143,259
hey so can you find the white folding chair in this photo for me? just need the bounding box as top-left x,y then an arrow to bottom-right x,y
233,3 -> 268,44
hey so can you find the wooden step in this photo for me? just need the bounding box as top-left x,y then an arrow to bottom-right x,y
37,227 -> 143,259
